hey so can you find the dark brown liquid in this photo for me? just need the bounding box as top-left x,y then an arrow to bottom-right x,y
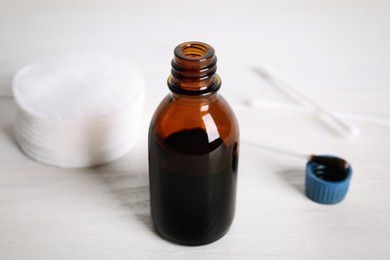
149,128 -> 238,245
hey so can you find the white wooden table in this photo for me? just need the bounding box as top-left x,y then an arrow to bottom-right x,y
1,1 -> 390,259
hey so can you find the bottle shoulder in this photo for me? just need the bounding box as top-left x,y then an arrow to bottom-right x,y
149,93 -> 239,145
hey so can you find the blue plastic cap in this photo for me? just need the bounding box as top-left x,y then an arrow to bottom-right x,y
305,156 -> 352,204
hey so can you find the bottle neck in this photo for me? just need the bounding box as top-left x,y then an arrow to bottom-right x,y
168,42 -> 220,96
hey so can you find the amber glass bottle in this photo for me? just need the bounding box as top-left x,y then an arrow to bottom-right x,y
148,41 -> 239,245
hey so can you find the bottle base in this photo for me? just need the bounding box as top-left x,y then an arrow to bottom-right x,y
154,224 -> 231,246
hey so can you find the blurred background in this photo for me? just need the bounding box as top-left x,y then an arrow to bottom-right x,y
1,1 -> 390,258
1,0 -> 389,113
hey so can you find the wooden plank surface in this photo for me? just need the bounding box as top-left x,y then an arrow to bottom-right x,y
1,91 -> 390,259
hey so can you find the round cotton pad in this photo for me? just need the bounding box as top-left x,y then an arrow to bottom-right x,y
13,53 -> 145,168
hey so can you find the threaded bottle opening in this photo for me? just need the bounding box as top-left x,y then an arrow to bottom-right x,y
169,41 -> 219,95
181,43 -> 208,58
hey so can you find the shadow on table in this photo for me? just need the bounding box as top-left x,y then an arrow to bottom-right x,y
1,124 -> 17,144
276,167 -> 306,196
90,160 -> 154,232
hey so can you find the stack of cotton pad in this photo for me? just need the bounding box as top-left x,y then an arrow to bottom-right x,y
13,53 -> 145,168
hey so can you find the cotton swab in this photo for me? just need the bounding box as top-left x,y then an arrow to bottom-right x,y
248,99 -> 390,128
253,66 -> 361,137
242,140 -> 350,175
